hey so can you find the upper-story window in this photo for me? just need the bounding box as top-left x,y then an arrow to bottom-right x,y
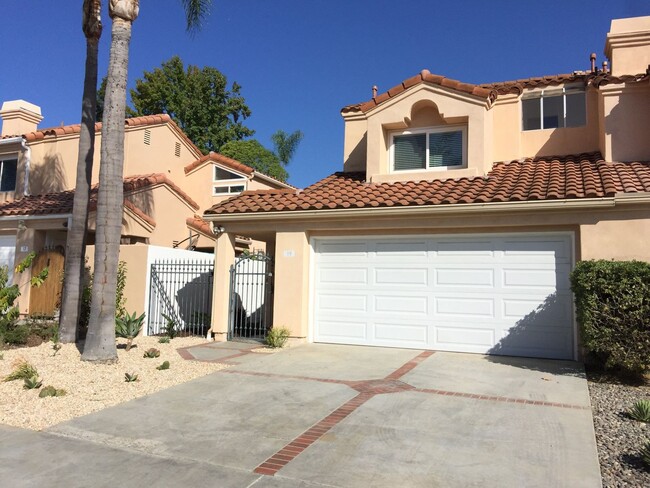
0,157 -> 17,192
391,126 -> 467,172
522,85 -> 586,131
213,166 -> 247,195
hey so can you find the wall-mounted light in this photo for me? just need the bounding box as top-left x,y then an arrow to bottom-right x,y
212,224 -> 225,236
17,219 -> 26,231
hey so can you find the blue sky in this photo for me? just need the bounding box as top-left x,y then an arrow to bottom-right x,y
0,1 -> 647,187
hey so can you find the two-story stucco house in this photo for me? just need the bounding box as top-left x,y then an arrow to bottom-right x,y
204,16 -> 650,360
0,105 -> 292,316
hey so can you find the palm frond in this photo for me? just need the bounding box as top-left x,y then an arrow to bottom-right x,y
181,0 -> 213,34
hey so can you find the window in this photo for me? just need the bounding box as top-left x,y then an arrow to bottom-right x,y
0,157 -> 17,192
522,86 -> 586,131
213,165 -> 247,195
391,126 -> 466,171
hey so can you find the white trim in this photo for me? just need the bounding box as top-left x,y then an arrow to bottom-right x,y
213,164 -> 248,182
389,125 -> 468,173
309,231 -> 577,360
212,183 -> 247,196
252,171 -> 295,189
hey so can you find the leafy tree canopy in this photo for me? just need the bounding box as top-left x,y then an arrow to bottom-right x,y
126,56 -> 254,154
220,140 -> 288,182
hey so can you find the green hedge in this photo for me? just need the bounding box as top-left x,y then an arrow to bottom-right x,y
570,260 -> 650,375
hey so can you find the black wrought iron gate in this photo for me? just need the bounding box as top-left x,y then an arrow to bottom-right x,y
148,259 -> 214,336
228,252 -> 273,339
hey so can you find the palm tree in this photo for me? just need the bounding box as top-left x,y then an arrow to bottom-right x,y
82,0 -> 213,362
58,0 -> 102,344
271,130 -> 304,166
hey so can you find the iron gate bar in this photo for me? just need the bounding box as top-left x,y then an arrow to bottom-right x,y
228,252 -> 273,340
148,259 -> 214,336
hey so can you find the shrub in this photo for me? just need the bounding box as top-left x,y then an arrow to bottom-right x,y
156,360 -> 170,370
4,360 -> 39,382
158,336 -> 170,344
39,385 -> 66,398
143,348 -> 160,358
23,376 -> 43,390
628,400 -> 650,423
161,314 -> 178,339
266,326 -> 290,348
641,442 -> 650,468
124,372 -> 139,382
570,260 -> 650,376
115,311 -> 145,351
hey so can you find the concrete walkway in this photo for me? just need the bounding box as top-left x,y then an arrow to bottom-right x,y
1,343 -> 601,487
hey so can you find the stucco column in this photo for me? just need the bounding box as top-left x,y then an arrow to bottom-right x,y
272,231 -> 310,342
210,232 -> 236,341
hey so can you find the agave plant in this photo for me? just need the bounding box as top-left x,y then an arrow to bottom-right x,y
115,311 -> 145,352
23,376 -> 43,390
143,348 -> 160,359
124,372 -> 139,383
628,400 -> 650,423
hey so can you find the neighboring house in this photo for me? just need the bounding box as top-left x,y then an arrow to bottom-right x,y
0,106 -> 292,316
204,16 -> 650,360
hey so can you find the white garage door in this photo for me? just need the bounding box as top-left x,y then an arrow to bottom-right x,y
0,235 -> 17,285
313,234 -> 574,360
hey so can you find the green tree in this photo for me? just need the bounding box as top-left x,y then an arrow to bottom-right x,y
220,140 -> 288,182
271,129 -> 303,166
128,56 -> 253,154
58,0 -> 102,344
83,0 -> 213,363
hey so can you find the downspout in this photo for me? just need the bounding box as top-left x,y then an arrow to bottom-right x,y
21,138 -> 30,196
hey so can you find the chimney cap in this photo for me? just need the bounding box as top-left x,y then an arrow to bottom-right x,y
0,100 -> 42,117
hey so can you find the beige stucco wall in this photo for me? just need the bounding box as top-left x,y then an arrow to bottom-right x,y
211,233 -> 236,340
599,84 -> 650,162
605,16 -> 650,76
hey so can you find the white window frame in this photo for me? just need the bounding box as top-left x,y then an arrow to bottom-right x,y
212,164 -> 248,196
389,125 -> 468,173
521,84 -> 586,131
0,155 -> 18,193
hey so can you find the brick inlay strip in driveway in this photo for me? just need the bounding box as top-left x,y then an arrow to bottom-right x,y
253,392 -> 374,476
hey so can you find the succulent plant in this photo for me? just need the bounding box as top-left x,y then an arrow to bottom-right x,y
158,336 -> 170,344
23,376 -> 43,390
156,361 -> 170,371
124,372 -> 139,382
39,385 -> 66,398
115,311 -> 145,351
143,348 -> 161,358
628,400 -> 650,423
4,360 -> 38,382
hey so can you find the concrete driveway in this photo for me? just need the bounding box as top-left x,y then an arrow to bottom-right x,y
1,343 -> 601,487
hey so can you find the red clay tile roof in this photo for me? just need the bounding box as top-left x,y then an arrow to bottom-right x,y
0,172 -> 198,222
1,114 -> 203,157
0,189 -> 156,228
122,173 -> 200,210
343,70 -> 650,112
205,153 -> 650,216
183,151 -> 296,189
184,152 -> 253,176
342,69 -> 498,114
186,215 -> 213,236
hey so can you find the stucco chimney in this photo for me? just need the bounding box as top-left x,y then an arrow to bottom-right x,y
604,16 -> 650,76
0,100 -> 43,137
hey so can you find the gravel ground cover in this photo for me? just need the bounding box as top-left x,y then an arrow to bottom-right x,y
588,376 -> 650,487
0,337 -> 228,431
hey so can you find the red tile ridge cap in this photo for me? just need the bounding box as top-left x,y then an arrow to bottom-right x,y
123,199 -> 156,228
186,215 -> 213,236
342,69 -> 498,114
184,151 -> 254,176
122,173 -> 200,210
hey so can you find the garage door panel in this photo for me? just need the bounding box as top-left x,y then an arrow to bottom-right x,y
435,325 -> 495,348
435,268 -> 494,287
374,295 -> 428,315
313,234 -> 574,360
318,294 -> 368,313
319,267 -> 368,285
435,297 -> 495,318
374,267 -> 428,286
374,322 -> 428,345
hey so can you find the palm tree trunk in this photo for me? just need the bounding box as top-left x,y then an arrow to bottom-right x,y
82,3 -> 137,362
59,0 -> 102,344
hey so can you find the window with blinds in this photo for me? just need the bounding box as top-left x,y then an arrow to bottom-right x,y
392,127 -> 465,171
